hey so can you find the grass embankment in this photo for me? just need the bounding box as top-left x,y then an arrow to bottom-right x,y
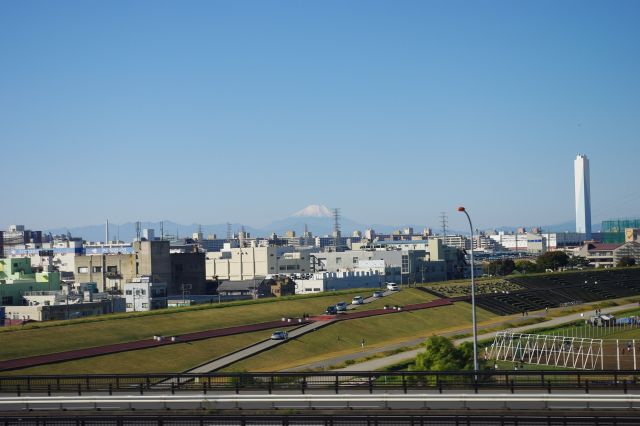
0,288 -> 436,362
221,302 -> 495,372
0,289 -> 438,372
3,328 -> 292,375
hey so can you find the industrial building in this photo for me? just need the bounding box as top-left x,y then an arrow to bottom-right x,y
205,244 -> 311,281
75,240 -> 206,295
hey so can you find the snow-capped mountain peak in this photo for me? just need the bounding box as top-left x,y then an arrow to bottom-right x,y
291,204 -> 332,218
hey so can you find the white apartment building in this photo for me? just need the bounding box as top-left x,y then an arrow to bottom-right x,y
124,276 -> 167,312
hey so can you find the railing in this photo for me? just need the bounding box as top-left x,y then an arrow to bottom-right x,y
1,370 -> 640,395
2,414 -> 640,426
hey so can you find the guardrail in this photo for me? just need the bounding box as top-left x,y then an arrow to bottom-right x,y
2,393 -> 640,411
2,415 -> 640,426
2,370 -> 640,396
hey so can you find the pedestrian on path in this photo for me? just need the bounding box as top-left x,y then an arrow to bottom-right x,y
361,338 -> 365,348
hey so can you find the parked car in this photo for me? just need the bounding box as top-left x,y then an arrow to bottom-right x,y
270,331 -> 288,340
336,301 -> 348,312
351,296 -> 364,305
325,305 -> 338,315
373,290 -> 384,298
386,282 -> 399,291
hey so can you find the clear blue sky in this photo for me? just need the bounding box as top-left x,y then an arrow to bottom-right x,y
1,0 -> 639,231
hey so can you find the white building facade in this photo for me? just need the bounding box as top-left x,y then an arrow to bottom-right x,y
574,154 -> 592,239
124,276 -> 168,312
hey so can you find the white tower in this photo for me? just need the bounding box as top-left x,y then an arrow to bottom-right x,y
574,154 -> 592,240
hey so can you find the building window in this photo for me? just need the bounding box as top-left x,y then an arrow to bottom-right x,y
336,257 -> 342,265
92,266 -> 102,273
106,266 -> 118,274
125,290 -> 132,295
126,303 -> 133,308
353,257 -> 359,265
78,267 -> 88,274
142,303 -> 148,308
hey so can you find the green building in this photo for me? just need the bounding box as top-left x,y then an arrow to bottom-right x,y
600,219 -> 640,244
0,258 -> 61,305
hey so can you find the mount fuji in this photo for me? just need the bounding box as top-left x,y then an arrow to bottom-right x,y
263,204 -> 363,236
291,204 -> 333,218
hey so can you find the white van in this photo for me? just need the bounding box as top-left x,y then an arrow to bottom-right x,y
386,282 -> 399,291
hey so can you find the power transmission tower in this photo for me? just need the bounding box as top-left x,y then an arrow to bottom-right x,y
332,208 -> 341,249
440,212 -> 448,238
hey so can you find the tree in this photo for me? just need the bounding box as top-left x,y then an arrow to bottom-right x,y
412,336 -> 477,371
567,256 -> 590,268
617,256 -> 636,267
536,251 -> 569,271
514,259 -> 540,274
483,259 -> 516,276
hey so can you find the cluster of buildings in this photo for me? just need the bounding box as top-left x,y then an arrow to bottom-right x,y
0,155 -> 638,323
0,221 -> 480,323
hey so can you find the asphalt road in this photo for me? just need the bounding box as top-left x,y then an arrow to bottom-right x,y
182,290 -> 395,373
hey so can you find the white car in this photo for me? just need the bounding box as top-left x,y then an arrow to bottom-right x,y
386,282 -> 399,291
270,331 -> 289,340
351,296 -> 364,305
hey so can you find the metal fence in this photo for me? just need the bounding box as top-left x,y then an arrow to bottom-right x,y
2,370 -> 640,395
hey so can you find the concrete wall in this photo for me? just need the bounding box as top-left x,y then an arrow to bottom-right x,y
3,300 -> 111,321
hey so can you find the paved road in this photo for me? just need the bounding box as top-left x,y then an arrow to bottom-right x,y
186,319 -> 336,373
335,303 -> 640,372
183,290 -> 423,373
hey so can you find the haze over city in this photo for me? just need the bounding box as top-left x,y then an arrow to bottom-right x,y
2,0 -> 639,231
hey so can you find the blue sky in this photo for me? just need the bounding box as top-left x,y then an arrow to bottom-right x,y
1,0 -> 639,231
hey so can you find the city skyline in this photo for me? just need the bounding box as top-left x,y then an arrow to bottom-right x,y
1,1 -> 639,229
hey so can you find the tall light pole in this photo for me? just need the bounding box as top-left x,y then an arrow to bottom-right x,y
457,206 -> 479,372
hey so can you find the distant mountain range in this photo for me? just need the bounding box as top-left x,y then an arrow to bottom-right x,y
44,204 -> 598,242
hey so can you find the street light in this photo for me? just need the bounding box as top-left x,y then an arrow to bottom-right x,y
457,206 -> 479,372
